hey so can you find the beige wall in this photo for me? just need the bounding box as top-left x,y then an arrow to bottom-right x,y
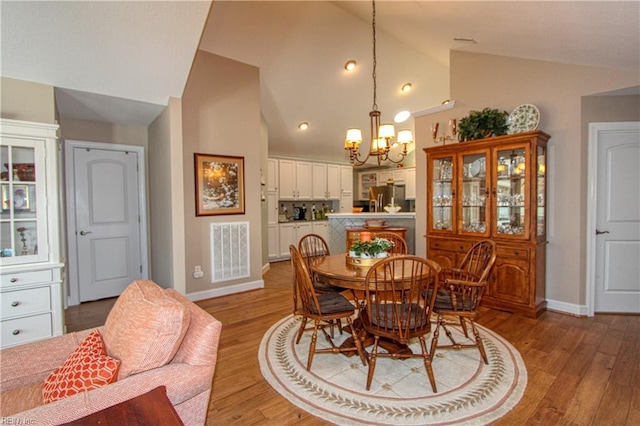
58,117 -> 148,148
1,77 -> 56,123
148,97 -> 186,293
415,51 -> 639,311
182,50 -> 263,294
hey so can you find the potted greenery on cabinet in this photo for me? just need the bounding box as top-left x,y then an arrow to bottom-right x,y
458,108 -> 509,141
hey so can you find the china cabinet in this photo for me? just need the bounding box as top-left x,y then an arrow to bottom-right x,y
425,130 -> 549,318
0,119 -> 64,347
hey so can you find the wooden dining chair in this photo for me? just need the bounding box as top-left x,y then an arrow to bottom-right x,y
289,245 -> 367,371
432,239 -> 497,364
373,232 -> 408,254
298,234 -> 347,335
360,255 -> 441,392
298,234 -> 345,294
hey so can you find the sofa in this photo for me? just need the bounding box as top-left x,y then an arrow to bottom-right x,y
0,280 -> 222,425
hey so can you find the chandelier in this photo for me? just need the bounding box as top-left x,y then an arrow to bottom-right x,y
344,0 -> 413,166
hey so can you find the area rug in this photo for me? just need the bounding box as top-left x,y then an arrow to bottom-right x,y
259,314 -> 527,425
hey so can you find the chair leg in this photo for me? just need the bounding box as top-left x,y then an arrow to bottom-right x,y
346,317 -> 367,366
306,320 -> 320,371
295,317 -> 308,344
441,321 -> 458,347
471,321 -> 489,364
419,335 -> 437,393
365,337 -> 380,391
459,316 -> 470,338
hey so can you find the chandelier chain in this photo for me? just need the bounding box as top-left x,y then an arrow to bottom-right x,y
371,0 -> 377,111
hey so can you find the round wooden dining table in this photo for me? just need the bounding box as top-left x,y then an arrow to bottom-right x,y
310,253 -> 432,356
310,253 -> 429,291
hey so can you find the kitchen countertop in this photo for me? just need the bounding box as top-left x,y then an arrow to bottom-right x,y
326,212 -> 416,219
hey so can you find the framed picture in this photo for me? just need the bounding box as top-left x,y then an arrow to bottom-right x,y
194,153 -> 245,216
1,185 -> 30,211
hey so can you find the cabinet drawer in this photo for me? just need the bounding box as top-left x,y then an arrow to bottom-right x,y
428,239 -> 471,253
1,313 -> 52,347
497,246 -> 530,260
1,270 -> 53,286
1,287 -> 51,320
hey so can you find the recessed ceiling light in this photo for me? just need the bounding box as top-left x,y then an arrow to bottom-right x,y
344,60 -> 356,71
401,83 -> 412,92
298,122 -> 309,130
394,111 -> 411,123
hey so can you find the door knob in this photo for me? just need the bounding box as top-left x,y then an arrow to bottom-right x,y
595,229 -> 609,235
79,230 -> 92,236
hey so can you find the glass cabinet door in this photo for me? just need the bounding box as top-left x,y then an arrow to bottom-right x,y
460,151 -> 489,235
494,146 -> 529,237
0,140 -> 45,262
430,156 -> 455,232
536,145 -> 546,237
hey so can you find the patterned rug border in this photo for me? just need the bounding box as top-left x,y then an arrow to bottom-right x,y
259,314 -> 527,425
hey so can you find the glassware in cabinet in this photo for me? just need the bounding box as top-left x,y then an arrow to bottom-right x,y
430,156 -> 454,231
460,151 -> 488,235
494,147 -> 528,237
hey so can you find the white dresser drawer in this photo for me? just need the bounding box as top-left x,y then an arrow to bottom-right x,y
1,313 -> 52,347
0,286 -> 51,320
1,269 -> 53,286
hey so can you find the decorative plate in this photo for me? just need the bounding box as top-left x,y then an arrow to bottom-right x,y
507,104 -> 540,134
470,158 -> 485,177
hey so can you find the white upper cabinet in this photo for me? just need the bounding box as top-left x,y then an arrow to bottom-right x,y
405,167 -> 416,200
267,158 -> 278,193
278,159 -> 312,200
312,163 -> 328,200
326,164 -> 341,199
340,165 -> 353,194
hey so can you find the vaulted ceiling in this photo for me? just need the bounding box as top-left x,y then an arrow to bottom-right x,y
2,1 -> 638,163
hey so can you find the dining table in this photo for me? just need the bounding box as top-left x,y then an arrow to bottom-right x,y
310,253 -> 431,356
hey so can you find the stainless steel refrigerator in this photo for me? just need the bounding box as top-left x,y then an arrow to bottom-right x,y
369,184 -> 408,212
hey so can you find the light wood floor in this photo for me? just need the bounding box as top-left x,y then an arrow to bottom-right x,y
66,260 -> 640,425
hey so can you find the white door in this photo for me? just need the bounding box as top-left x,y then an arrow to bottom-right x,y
592,122 -> 640,313
66,142 -> 147,303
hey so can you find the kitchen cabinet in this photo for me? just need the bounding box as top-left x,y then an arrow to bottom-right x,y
339,165 -> 353,212
312,163 -> 342,200
278,222 -> 312,258
404,168 -> 416,200
425,130 -> 549,318
312,221 -> 329,242
268,224 -> 279,260
327,164 -> 342,200
1,119 -> 64,348
278,159 -> 312,200
267,158 -> 278,193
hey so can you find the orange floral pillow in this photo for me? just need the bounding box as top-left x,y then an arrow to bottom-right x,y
42,330 -> 120,403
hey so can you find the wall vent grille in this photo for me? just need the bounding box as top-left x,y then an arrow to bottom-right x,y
210,222 -> 250,283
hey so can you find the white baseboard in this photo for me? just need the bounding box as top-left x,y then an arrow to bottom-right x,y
262,263 -> 271,274
546,299 -> 588,317
186,279 -> 265,302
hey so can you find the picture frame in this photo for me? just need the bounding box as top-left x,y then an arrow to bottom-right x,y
194,153 -> 245,216
1,185 -> 30,211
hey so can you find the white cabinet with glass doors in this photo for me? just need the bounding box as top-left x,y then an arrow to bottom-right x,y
0,119 -> 64,348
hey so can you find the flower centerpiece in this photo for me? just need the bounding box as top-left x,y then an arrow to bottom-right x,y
348,237 -> 395,259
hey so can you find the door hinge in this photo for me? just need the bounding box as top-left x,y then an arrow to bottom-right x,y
140,265 -> 143,273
